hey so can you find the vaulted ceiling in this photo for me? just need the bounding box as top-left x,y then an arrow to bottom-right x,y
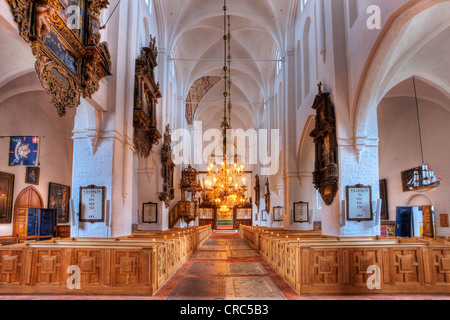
156,0 -> 298,129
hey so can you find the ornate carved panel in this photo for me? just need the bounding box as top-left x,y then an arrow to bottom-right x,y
0,252 -> 22,285
35,250 -> 62,285
310,83 -> 339,206
391,249 -> 420,284
74,249 -> 102,285
431,249 -> 450,286
159,125 -> 175,208
134,35 -> 162,158
312,250 -> 340,285
7,0 -> 112,116
112,250 -> 140,286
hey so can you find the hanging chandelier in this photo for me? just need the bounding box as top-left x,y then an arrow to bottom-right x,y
403,76 -> 441,192
201,1 -> 248,208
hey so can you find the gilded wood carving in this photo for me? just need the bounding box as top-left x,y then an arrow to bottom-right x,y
7,0 -> 112,116
264,178 -> 270,214
133,35 -> 162,158
254,174 -> 260,214
159,124 -> 175,208
310,83 -> 339,206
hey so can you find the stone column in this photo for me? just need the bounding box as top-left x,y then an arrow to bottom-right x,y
282,49 -> 313,231
71,1 -> 136,238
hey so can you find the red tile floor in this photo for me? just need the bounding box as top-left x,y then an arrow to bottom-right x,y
1,231 -> 449,300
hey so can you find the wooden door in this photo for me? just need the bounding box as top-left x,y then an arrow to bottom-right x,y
13,187 -> 44,238
422,205 -> 434,238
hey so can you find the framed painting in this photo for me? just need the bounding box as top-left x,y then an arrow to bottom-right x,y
346,184 -> 373,222
79,185 -> 105,223
0,172 -> 15,224
48,183 -> 71,224
273,207 -> 284,222
379,179 -> 389,220
294,202 -> 309,223
143,202 -> 158,224
25,167 -> 40,185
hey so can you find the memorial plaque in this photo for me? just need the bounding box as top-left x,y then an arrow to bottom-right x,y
262,210 -> 268,222
237,208 -> 252,220
294,202 -> 309,223
79,185 -> 105,223
273,207 -> 283,222
346,184 -> 373,222
143,202 -> 157,223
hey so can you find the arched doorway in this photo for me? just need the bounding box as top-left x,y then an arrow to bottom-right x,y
13,186 -> 44,237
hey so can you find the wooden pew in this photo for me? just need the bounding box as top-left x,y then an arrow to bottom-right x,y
241,225 -> 450,295
0,225 -> 213,296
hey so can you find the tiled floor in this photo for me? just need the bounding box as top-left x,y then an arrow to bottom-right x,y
1,231 -> 449,300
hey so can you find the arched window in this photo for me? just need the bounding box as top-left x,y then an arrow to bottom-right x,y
301,0 -> 308,13
146,0 -> 153,15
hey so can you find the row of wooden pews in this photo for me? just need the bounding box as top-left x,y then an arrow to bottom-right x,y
0,225 -> 212,296
240,225 -> 450,295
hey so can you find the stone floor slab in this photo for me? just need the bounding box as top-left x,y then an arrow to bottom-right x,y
168,277 -> 226,300
228,250 -> 259,258
185,261 -> 227,275
226,262 -> 268,275
229,245 -> 252,250
226,277 -> 286,300
191,251 -> 228,260
199,245 -> 229,251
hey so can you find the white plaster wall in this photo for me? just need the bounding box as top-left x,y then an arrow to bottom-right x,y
0,91 -> 74,236
378,96 -> 450,238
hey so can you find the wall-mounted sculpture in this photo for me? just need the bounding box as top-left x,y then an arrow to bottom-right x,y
254,174 -> 260,214
133,35 -> 162,158
159,124 -> 175,208
310,83 -> 339,206
180,165 -> 202,201
264,177 -> 270,214
7,0 -> 112,116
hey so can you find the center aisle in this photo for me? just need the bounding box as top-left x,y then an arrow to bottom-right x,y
153,231 -> 300,300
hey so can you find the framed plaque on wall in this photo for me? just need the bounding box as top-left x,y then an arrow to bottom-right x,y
79,185 -> 105,223
143,202 -> 158,224
294,202 -> 309,223
236,208 -> 252,220
346,184 -> 373,222
273,207 -> 283,222
262,210 -> 268,222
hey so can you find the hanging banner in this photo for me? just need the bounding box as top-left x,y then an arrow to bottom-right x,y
9,137 -> 40,167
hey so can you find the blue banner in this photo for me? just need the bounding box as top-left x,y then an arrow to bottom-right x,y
9,136 -> 40,166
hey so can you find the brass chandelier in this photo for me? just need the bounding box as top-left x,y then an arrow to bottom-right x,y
201,1 -> 248,209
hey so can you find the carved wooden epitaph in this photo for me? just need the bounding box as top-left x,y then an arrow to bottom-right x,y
7,0 -> 112,116
254,174 -> 260,214
180,165 -> 202,201
264,178 -> 270,214
310,83 -> 339,206
159,125 -> 175,208
133,36 -> 162,158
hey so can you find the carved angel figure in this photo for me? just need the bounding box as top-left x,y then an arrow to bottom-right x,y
35,2 -> 54,38
84,58 -> 96,82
